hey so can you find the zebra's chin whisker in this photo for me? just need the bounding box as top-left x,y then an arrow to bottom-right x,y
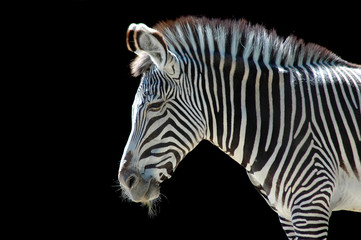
120,191 -> 160,217
140,196 -> 161,217
118,175 -> 161,217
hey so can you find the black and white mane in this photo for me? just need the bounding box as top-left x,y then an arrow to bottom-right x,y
131,16 -> 354,77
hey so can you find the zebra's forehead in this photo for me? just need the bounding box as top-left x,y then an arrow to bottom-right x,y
133,69 -> 167,103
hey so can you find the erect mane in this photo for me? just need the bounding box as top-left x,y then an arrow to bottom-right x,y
130,16 -> 348,77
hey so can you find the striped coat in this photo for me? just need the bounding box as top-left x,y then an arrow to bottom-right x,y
119,16 -> 361,239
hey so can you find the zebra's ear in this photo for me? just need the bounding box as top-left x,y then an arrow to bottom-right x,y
126,23 -> 180,77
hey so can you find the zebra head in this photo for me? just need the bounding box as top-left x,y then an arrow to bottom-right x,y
118,23 -> 205,211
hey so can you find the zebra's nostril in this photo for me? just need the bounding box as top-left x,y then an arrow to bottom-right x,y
127,175 -> 137,189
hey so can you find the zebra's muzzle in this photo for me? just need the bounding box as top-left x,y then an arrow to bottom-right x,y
118,168 -> 160,203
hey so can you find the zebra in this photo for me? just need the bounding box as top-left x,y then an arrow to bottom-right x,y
118,16 -> 361,239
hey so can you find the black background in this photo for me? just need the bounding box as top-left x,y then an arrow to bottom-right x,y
37,0 -> 361,238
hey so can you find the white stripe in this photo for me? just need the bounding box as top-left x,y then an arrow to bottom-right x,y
264,60 -> 274,151
205,25 -> 219,144
293,70 -> 306,139
216,32 -> 228,149
233,61 -> 249,164
248,44 -> 262,167
228,31 -> 240,151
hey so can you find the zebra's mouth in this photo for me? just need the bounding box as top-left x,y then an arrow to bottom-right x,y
121,177 -> 160,203
141,178 -> 160,202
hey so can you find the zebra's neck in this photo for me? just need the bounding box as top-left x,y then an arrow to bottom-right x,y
198,53 -> 286,170
153,16 -> 357,169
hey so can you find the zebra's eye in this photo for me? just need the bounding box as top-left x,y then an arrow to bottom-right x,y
147,101 -> 164,112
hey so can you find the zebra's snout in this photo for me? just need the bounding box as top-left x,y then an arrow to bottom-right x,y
118,168 -> 139,190
118,166 -> 160,203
